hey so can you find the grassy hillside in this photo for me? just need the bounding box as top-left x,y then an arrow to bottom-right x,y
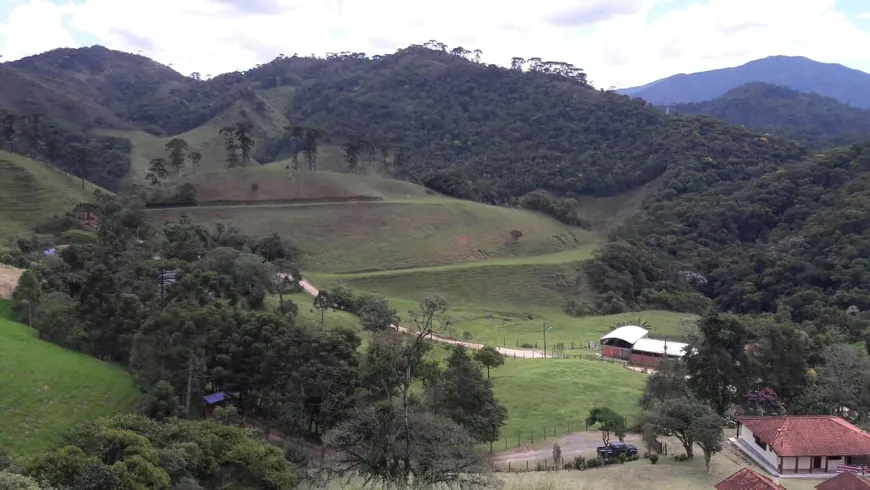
0,151 -> 104,238
147,173 -> 599,274
163,164 -> 430,203
0,300 -> 139,456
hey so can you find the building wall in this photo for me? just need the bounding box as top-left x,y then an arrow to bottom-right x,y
739,426 -> 780,468
603,345 -> 631,360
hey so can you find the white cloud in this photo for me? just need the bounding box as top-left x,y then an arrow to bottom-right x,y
0,0 -> 868,87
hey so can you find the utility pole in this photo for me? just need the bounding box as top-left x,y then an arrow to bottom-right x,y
543,322 -> 551,357
185,356 -> 193,418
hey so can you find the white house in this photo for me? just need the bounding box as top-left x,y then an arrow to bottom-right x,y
737,416 -> 870,475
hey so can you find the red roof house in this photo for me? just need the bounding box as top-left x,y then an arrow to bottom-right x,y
737,416 -> 870,475
815,472 -> 870,490
715,468 -> 785,490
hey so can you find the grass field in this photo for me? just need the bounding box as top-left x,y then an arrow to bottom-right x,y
148,195 -> 599,274
0,150 -> 103,239
491,357 -> 646,444
0,300 -> 139,456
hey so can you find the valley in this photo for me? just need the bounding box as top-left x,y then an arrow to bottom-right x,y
1,40 -> 869,489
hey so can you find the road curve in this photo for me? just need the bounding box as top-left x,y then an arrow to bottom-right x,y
285,274 -> 549,359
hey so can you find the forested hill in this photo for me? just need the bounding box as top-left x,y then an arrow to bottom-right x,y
667,82 -> 870,149
589,142 -> 870,342
276,46 -> 810,204
3,44 -> 808,209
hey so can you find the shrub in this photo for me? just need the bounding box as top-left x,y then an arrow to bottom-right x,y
627,454 -> 639,462
535,461 -> 545,472
58,229 -> 98,246
673,454 -> 689,462
251,182 -> 259,192
563,462 -> 573,470
585,458 -> 600,469
618,453 -> 627,464
650,454 -> 659,464
572,455 -> 586,470
462,331 -> 474,341
520,342 -> 534,348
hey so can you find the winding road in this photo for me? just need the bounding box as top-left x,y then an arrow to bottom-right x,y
290,275 -> 550,359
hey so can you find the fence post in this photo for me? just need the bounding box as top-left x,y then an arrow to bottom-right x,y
518,433 -> 520,447
490,442 -> 493,453
505,437 -> 508,450
526,461 -> 529,471
508,462 -> 511,472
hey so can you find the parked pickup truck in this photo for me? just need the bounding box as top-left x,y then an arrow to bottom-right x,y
596,441 -> 638,458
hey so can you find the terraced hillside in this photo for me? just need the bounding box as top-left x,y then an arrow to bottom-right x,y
0,151 -> 104,239
0,300 -> 139,456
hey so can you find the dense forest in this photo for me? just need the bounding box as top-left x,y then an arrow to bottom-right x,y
589,143 -> 870,341
667,82 -> 870,149
0,109 -> 131,191
3,194 -> 504,488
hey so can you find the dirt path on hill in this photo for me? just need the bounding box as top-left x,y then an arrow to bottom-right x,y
490,431 -> 642,468
0,265 -> 23,299
286,274 -> 549,359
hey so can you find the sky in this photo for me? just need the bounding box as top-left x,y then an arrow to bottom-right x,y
0,0 -> 869,88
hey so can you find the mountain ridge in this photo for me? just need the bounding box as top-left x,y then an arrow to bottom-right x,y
619,55 -> 870,108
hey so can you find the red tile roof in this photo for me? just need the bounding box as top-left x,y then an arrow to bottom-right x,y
816,472 -> 870,490
715,468 -> 786,490
739,416 -> 870,457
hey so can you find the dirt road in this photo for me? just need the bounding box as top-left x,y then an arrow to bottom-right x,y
0,265 -> 23,299
490,431 -> 642,468
287,275 -> 549,358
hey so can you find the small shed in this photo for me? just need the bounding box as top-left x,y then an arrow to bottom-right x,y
204,391 -> 227,418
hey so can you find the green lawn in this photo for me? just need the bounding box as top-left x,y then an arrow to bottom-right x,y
0,150 -> 103,240
490,357 -> 646,445
0,300 -> 140,456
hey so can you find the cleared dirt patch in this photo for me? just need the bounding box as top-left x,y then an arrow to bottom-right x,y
0,265 -> 23,299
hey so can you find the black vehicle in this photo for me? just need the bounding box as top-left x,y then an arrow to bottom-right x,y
596,441 -> 638,458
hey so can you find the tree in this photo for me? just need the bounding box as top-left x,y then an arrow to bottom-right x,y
473,345 -> 504,378
165,137 -> 189,175
147,157 -> 169,185
815,344 -> 870,421
510,57 -> 525,71
652,398 -> 719,459
324,402 -> 493,489
187,149 -> 202,172
219,126 -> 239,167
586,407 -> 625,446
303,128 -> 320,171
314,291 -> 330,328
12,269 -> 41,327
746,317 -> 809,405
140,380 -> 181,421
685,314 -> 753,415
233,122 -> 255,164
356,295 -> 398,332
426,346 -> 506,443
71,143 -> 91,189
692,412 -> 725,472
509,229 -> 523,241
640,358 -> 690,410
473,49 -> 482,63
743,387 -> 784,416
342,137 -> 362,171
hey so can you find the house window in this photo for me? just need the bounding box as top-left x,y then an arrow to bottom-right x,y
753,434 -> 768,451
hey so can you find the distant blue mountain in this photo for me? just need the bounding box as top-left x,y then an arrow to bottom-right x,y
619,56 -> 870,109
